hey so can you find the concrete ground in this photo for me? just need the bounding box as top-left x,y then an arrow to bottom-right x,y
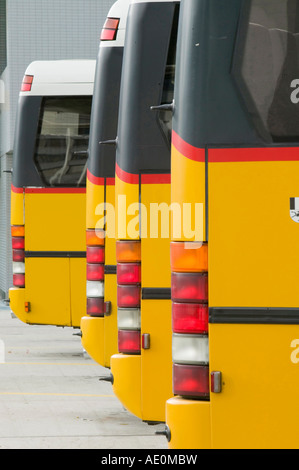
0,302 -> 168,450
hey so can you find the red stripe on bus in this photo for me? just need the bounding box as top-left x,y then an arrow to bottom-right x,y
25,188 -> 86,194
209,147 -> 299,162
172,131 -> 205,162
115,163 -> 139,184
141,173 -> 171,184
106,177 -> 116,186
87,169 -> 105,185
11,185 -> 23,194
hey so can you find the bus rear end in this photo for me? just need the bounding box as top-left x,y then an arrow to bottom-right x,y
166,0 -> 299,449
81,0 -> 130,369
9,60 -> 94,327
110,0 -> 179,423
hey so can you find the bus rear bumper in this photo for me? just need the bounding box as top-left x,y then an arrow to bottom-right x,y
80,316 -> 105,366
9,287 -> 27,324
166,396 -> 211,449
110,353 -> 142,419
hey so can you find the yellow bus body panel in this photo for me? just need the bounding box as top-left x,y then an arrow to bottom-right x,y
171,144 -> 206,242
209,160 -> 299,308
111,354 -> 142,419
83,179 -> 118,368
141,299 -> 173,422
115,174 -> 139,240
25,193 -> 85,251
207,158 -> 299,448
24,257 -> 71,326
140,182 -> 173,422
81,316 -> 105,365
86,176 -> 105,230
103,271 -> 118,367
10,191 -> 86,326
113,179 -> 173,421
9,287 -> 27,323
166,397 -> 211,449
11,189 -> 24,226
209,323 -> 299,449
70,257 -> 86,328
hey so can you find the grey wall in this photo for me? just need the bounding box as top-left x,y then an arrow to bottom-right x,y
0,0 -> 115,297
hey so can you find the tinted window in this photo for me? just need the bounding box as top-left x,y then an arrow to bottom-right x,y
234,0 -> 299,142
34,96 -> 91,187
158,4 -> 179,146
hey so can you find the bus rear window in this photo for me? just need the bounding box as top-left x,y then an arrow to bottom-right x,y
34,96 -> 92,187
234,0 -> 299,142
158,4 -> 179,146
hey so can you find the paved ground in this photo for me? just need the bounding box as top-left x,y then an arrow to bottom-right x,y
0,302 -> 168,450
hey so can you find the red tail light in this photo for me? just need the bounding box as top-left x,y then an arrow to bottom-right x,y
12,237 -> 25,250
21,75 -> 34,92
118,330 -> 141,354
171,272 -> 208,303
117,285 -> 140,308
117,263 -> 141,285
86,263 -> 104,281
12,250 -> 25,262
13,273 -> 25,288
86,297 -> 104,317
86,246 -> 105,264
173,363 -> 210,399
172,303 -> 209,334
100,17 -> 120,41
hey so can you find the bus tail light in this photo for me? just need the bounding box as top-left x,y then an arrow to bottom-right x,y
100,17 -> 120,41
171,242 -> 208,273
172,303 -> 208,334
86,246 -> 105,264
86,229 -> 105,317
11,226 -> 25,288
117,285 -> 140,309
21,75 -> 34,92
173,364 -> 210,399
171,241 -> 210,400
116,241 -> 141,354
171,272 -> 208,303
116,240 -> 141,263
172,334 -> 209,365
87,297 -> 105,316
12,250 -> 25,262
86,263 -> 104,281
118,330 -> 141,355
118,308 -> 141,330
117,263 -> 141,285
13,274 -> 25,288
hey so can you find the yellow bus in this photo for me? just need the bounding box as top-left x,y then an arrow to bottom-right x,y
166,0 -> 299,449
9,60 -> 94,327
109,0 -> 180,423
81,0 -> 130,368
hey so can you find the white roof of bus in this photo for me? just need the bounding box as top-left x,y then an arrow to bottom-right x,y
21,59 -> 96,96
24,60 -> 96,84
